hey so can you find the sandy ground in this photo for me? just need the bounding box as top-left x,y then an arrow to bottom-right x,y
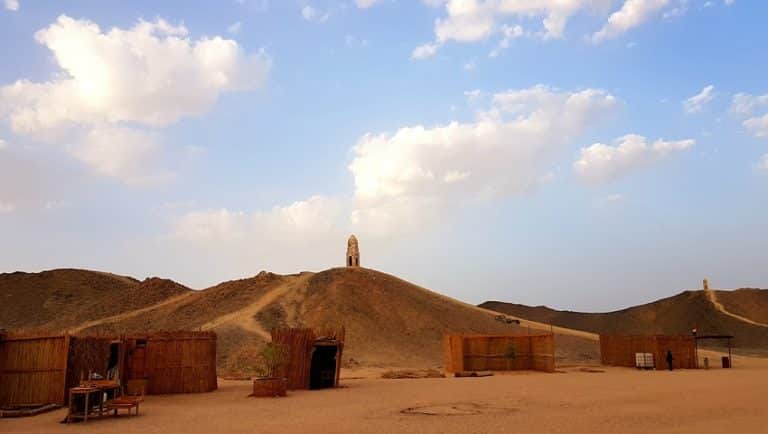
3,354 -> 767,434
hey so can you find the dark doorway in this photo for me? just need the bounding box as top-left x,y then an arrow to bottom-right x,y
309,345 -> 338,389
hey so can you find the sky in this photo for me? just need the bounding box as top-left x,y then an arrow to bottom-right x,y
0,0 -> 766,312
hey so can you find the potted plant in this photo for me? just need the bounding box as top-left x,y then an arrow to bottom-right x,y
251,343 -> 288,397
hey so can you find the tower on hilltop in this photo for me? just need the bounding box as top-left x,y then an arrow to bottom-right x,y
346,235 -> 360,267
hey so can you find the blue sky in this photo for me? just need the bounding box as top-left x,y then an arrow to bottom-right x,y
0,0 -> 766,312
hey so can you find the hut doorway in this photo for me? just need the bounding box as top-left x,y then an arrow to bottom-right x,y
309,344 -> 338,389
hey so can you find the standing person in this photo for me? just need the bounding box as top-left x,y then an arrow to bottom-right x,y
666,350 -> 674,371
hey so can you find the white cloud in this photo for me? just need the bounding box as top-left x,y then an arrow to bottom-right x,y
411,42 -> 439,59
683,85 -> 715,114
731,92 -> 768,138
349,85 -> 618,233
0,201 -> 16,214
574,134 -> 694,183
73,126 -> 174,185
0,15 -> 271,183
724,0 -> 734,5
592,0 -> 669,43
301,5 -> 330,22
489,24 -> 524,58
227,21 -> 242,34
172,195 -> 344,244
0,138 -> 6,150
413,0 -> 604,57
730,92 -> 768,116
4,0 -> 18,11
416,0 -> 680,56
463,60 -> 476,71
743,114 -> 768,138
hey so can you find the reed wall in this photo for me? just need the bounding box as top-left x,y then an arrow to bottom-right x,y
444,334 -> 556,373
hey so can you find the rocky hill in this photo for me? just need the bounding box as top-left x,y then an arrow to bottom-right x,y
0,267 -> 598,375
481,288 -> 768,352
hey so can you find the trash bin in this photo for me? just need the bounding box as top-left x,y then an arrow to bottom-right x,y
721,356 -> 731,368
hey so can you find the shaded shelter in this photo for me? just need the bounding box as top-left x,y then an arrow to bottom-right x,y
271,327 -> 345,390
695,334 -> 735,368
600,335 -> 696,369
444,334 -> 556,373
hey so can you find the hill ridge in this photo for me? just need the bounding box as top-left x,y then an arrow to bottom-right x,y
481,287 -> 768,351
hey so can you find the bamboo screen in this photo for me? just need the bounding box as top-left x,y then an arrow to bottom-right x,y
0,335 -> 70,407
599,335 -> 696,369
139,332 -> 218,394
444,334 -> 555,373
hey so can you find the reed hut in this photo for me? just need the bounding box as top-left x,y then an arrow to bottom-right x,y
271,327 -> 345,390
444,334 -> 556,373
123,331 -> 218,394
0,331 -> 217,408
0,334 -> 70,408
599,335 -> 696,369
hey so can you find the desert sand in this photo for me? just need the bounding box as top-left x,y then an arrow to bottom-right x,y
2,353 -> 766,434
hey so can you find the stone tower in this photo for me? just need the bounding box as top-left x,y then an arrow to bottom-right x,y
346,235 -> 360,267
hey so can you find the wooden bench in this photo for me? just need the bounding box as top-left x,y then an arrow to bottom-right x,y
107,379 -> 146,417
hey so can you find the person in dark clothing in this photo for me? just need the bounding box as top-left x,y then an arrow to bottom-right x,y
666,350 -> 674,371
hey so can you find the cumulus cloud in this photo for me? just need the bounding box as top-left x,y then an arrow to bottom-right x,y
4,0 -> 18,11
0,15 -> 271,182
73,126 -> 175,185
683,85 -> 715,114
411,42 -> 439,59
167,195 -> 353,275
592,0 -> 669,43
730,92 -> 768,138
349,85 -> 618,232
169,85 -> 618,245
743,114 -> 768,138
731,92 -> 768,116
415,0 -> 681,56
413,0 -> 606,57
574,134 -> 694,183
172,195 -> 345,244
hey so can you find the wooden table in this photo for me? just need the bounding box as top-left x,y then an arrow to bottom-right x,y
66,381 -> 121,423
